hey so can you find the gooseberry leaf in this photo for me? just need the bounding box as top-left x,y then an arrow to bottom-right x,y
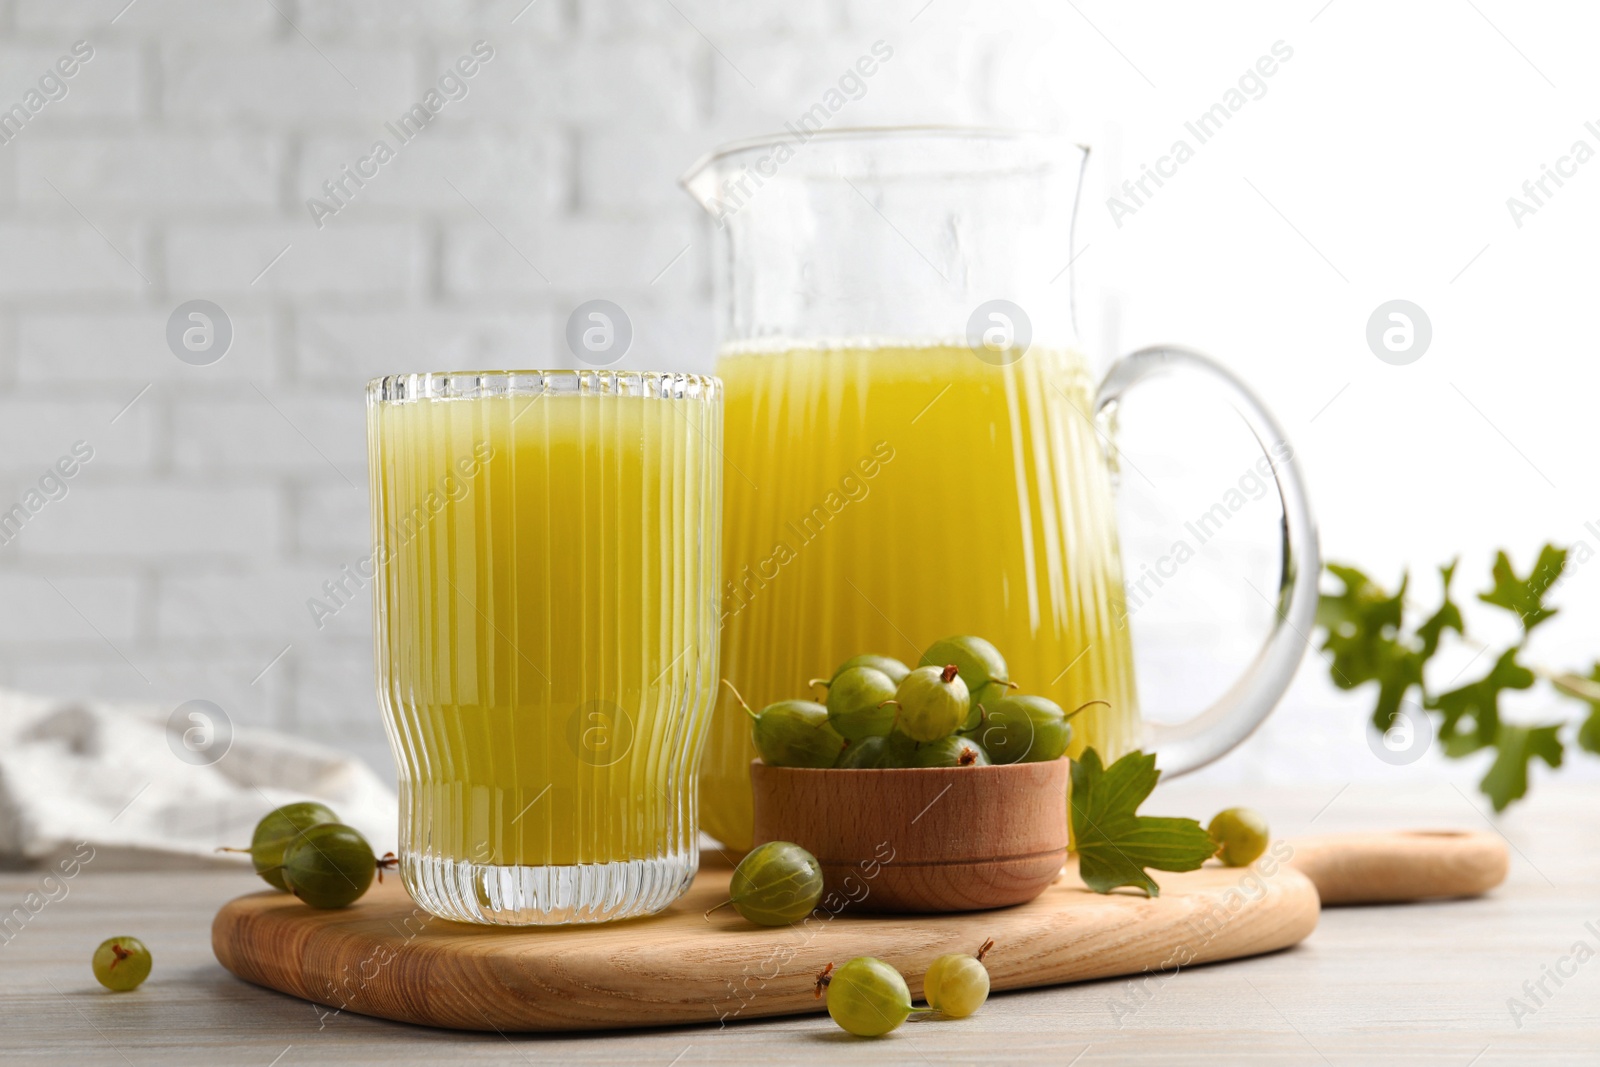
1554,664 -> 1600,755
1317,565 -> 1426,731
1415,560 -> 1464,660
1477,545 -> 1566,633
1071,748 -> 1216,898
1428,647 -> 1536,756
1582,714 -> 1600,756
1480,723 -> 1564,812
1317,565 -> 1409,689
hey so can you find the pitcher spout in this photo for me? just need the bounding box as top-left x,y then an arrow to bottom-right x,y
679,130 -> 804,224
679,149 -> 724,218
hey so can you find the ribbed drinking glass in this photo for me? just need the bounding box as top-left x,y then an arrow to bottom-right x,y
367,370 -> 722,925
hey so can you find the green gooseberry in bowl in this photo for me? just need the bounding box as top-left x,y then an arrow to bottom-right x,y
974,695 -> 1068,765
724,680 -> 846,768
890,664 -> 970,742
964,678 -> 1017,732
827,653 -> 911,686
875,732 -> 922,768
836,735 -> 890,768
910,734 -> 989,768
919,635 -> 1008,693
755,701 -> 847,768
823,666 -> 899,740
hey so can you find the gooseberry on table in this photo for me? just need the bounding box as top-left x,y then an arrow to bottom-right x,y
816,957 -> 914,1037
92,936 -> 152,992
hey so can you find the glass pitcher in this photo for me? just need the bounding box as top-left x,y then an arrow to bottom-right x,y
682,128 -> 1318,850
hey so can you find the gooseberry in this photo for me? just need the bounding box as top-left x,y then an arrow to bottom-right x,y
92,936 -> 151,992
890,664 -> 969,742
242,802 -> 339,891
817,957 -> 913,1037
924,938 -> 993,1018
910,735 -> 989,768
725,680 -> 846,768
281,823 -> 378,909
824,666 -> 899,740
1208,807 -> 1270,867
829,654 -> 911,686
724,841 -> 823,926
919,636 -> 1008,693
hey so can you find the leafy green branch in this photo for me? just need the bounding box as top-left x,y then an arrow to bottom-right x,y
1315,544 -> 1600,811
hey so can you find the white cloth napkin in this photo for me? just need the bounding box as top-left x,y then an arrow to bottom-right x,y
0,687 -> 397,869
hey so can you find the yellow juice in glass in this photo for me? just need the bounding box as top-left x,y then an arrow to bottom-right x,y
704,342 -> 1139,850
369,372 -> 721,924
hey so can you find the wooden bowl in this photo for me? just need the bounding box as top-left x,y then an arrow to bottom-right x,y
749,758 -> 1068,913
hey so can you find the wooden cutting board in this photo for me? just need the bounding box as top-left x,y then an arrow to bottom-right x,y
211,831 -> 1504,1033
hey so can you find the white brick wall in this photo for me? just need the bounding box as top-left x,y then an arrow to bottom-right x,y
19,135 -> 285,208
0,222 -> 149,294
0,42 -> 143,119
16,311 -> 279,382
0,0 -> 1063,780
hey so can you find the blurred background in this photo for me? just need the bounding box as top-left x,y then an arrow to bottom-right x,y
0,0 -> 1594,793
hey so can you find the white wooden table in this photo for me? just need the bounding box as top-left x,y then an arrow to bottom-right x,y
4,780 -> 1597,1065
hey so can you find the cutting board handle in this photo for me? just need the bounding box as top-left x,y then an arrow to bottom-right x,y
1285,830 -> 1509,905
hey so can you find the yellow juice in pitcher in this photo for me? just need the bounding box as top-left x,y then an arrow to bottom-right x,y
705,342 -> 1139,849
370,381 -> 719,874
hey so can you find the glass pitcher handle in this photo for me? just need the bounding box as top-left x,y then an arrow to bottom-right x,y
1094,345 -> 1321,776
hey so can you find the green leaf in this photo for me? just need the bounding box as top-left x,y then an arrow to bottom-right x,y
1477,545 -> 1566,633
1370,660 -> 1424,736
1415,560 -> 1464,661
1317,565 -> 1427,730
1316,564 -> 1400,635
1071,749 -> 1217,898
1579,711 -> 1600,756
1428,647 -> 1536,755
1554,663 -> 1600,755
1317,566 -> 1409,688
1481,723 -> 1564,812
